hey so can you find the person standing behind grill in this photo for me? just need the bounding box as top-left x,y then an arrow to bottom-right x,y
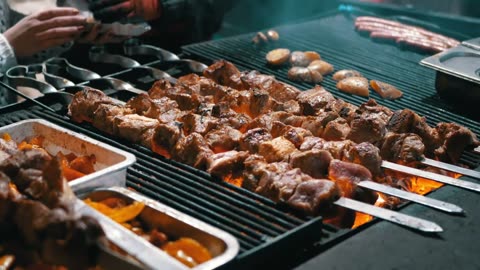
88,0 -> 234,51
0,0 -> 126,73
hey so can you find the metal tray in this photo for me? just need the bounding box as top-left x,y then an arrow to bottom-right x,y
75,198 -> 185,270
81,186 -> 240,270
462,37 -> 480,51
0,119 -> 136,193
420,45 -> 480,106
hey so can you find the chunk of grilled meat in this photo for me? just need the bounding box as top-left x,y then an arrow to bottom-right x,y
287,179 -> 340,215
113,114 -> 159,148
258,137 -> 297,163
296,86 -> 336,115
239,128 -> 273,153
256,167 -> 311,203
0,138 -> 19,163
68,87 -> 115,123
206,150 -> 249,180
179,113 -> 219,136
271,122 -> 313,148
346,142 -> 382,177
289,149 -> 333,178
152,122 -> 184,158
126,94 -> 178,119
172,133 -> 214,170
92,104 -> 133,135
323,118 -> 351,141
236,70 -> 301,102
434,122 -> 480,163
328,160 -> 378,204
203,60 -> 244,89
380,132 -> 425,163
205,126 -> 242,153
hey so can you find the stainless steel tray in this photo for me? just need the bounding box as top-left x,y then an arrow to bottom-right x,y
0,119 -> 136,193
81,186 -> 240,270
75,199 -> 185,270
420,45 -> 480,84
462,37 -> 480,51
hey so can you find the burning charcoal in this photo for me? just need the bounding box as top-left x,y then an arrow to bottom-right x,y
332,70 -> 363,81
266,48 -> 291,66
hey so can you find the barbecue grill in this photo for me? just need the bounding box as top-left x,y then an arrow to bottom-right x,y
1,5 -> 480,270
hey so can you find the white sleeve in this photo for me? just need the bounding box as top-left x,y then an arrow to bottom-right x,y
0,33 -> 18,73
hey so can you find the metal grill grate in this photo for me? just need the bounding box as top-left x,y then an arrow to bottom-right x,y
183,12 -> 480,168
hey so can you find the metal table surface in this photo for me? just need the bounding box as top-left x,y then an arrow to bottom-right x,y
295,179 -> 480,270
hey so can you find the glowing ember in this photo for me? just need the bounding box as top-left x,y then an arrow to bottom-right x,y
224,174 -> 243,187
352,193 -> 387,229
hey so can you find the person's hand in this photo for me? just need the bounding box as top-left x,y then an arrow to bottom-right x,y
3,8 -> 87,58
88,0 -> 161,23
76,23 -> 130,44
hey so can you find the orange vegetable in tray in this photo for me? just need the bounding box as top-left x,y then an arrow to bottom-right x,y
85,197 -> 213,268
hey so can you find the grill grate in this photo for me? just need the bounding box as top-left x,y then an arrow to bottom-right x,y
183,13 -> 479,134
0,106 -> 351,267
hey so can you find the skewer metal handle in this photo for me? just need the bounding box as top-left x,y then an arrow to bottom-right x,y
421,158 -> 480,180
334,197 -> 443,233
382,161 -> 480,193
358,181 -> 463,214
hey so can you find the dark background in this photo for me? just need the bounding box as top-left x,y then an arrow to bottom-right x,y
217,0 -> 480,38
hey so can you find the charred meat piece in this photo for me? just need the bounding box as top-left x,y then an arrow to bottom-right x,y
204,126 -> 242,153
287,179 -> 340,215
328,160 -> 377,204
271,122 -> 313,148
0,138 -> 18,164
224,113 -> 252,132
256,168 -> 311,203
380,132 -> 425,163
250,88 -> 273,117
113,114 -> 159,148
289,149 -> 333,178
296,86 -> 336,115
352,99 -> 393,125
172,133 -> 214,170
148,79 -> 173,98
333,70 -> 363,81
239,71 -> 301,102
386,109 -> 438,156
126,94 -> 178,119
301,113 -> 338,137
68,88 -> 115,123
207,150 -> 249,180
346,142 -> 382,176
152,122 -> 183,158
179,113 -> 219,136
307,60 -> 334,75
323,118 -> 351,141
217,90 -> 251,116
92,104 -> 133,135
258,137 -> 297,163
434,122 -> 480,163
299,136 -> 325,151
203,60 -> 244,89
324,99 -> 359,120
370,80 -> 403,100
176,74 -> 228,98
287,67 -> 323,84
348,113 -> 387,144
266,48 -> 291,66
0,148 -> 52,178
336,77 -> 370,97
242,155 -> 269,191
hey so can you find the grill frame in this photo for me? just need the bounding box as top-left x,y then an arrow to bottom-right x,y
1,9 -> 479,269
